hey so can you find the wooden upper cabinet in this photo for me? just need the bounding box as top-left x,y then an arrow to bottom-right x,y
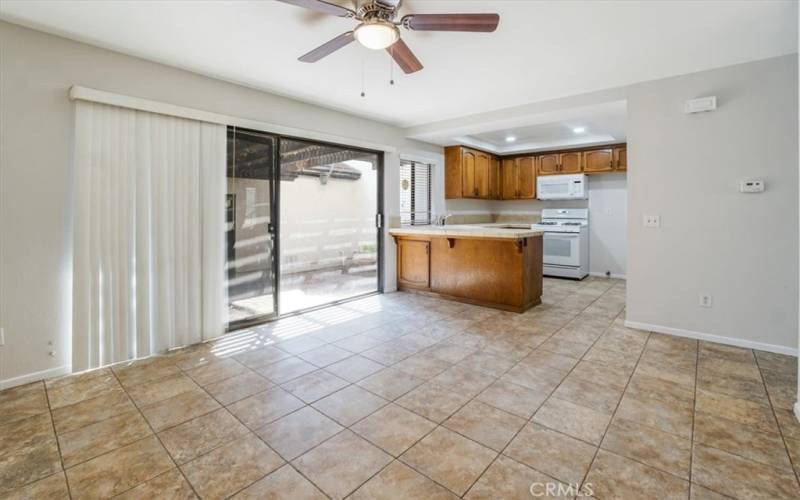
461,149 -> 477,198
501,159 -> 518,200
445,146 -> 497,199
397,239 -> 430,289
444,146 -> 463,198
583,149 -> 614,173
538,154 -> 560,175
446,143 -> 625,199
517,157 -> 536,199
474,151 -> 491,199
560,152 -> 583,173
613,146 -> 627,171
490,156 -> 502,199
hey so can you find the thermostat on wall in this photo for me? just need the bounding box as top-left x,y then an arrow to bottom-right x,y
739,178 -> 765,193
684,96 -> 717,114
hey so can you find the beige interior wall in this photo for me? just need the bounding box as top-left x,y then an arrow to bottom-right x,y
0,21 -> 441,387
627,54 -> 798,353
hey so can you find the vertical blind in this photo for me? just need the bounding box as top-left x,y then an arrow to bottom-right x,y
73,101 -> 227,371
399,160 -> 432,225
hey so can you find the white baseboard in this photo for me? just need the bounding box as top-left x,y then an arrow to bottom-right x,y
624,320 -> 798,357
0,365 -> 71,390
589,272 -> 627,280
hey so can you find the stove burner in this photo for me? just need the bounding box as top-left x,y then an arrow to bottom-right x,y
538,221 -> 557,225
562,222 -> 582,226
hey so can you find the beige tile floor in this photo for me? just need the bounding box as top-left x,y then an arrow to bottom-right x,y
2,277 -> 800,499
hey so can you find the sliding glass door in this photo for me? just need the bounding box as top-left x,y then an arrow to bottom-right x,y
226,127 -> 382,329
278,138 -> 382,314
226,128 -> 277,326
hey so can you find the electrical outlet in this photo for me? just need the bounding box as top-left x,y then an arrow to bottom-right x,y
699,294 -> 713,308
0,327 -> 4,346
739,178 -> 765,193
643,214 -> 661,228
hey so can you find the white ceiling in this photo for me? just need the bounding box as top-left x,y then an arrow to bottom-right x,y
459,101 -> 627,154
1,0 -> 796,129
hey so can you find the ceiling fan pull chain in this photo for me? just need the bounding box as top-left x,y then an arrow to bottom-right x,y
360,51 -> 366,97
389,45 -> 395,85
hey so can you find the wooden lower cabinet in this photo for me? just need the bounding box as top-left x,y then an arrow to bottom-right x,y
396,239 -> 430,289
393,234 -> 543,312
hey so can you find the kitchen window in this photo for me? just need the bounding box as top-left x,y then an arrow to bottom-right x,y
400,160 -> 432,225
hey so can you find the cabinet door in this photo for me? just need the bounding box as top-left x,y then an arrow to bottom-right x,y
538,154 -> 560,175
475,152 -> 491,198
461,149 -> 477,198
560,152 -> 583,173
517,157 -> 536,199
397,239 -> 430,289
490,156 -> 502,199
614,147 -> 627,171
501,158 -> 518,199
444,146 -> 463,198
583,149 -> 614,173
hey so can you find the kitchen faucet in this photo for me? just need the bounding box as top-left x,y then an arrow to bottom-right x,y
437,213 -> 454,226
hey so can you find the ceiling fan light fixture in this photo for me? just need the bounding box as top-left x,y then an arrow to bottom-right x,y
354,20 -> 400,50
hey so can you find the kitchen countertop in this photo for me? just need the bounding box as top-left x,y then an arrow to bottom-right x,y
388,223 -> 544,240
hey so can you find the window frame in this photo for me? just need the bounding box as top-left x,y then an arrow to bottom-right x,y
400,159 -> 433,226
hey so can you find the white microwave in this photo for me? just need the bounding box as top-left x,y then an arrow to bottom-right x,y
537,174 -> 588,200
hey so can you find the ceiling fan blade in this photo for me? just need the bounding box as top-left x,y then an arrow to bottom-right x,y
299,31 -> 355,62
276,0 -> 355,18
402,13 -> 499,32
387,39 -> 423,74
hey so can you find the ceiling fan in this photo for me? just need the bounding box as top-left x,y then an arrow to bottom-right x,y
277,0 -> 500,74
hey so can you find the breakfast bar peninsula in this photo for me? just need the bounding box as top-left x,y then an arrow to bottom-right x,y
389,224 -> 544,312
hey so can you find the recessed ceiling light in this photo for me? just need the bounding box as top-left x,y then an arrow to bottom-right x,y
572,127 -> 586,134
505,136 -> 517,143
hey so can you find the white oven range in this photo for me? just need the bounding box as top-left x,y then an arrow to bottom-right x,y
531,208 -> 589,279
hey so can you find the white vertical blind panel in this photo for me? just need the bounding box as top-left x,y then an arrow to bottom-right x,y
73,101 -> 226,371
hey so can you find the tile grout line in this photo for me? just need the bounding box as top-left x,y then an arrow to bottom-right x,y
176,353 -> 334,500
460,280 -> 626,497
2,280 -> 657,499
336,307 -> 513,497
106,366 -> 204,500
311,306 -> 521,497
688,325 -> 700,498
574,307 -> 652,497
43,381 -> 75,500
753,352 -> 800,489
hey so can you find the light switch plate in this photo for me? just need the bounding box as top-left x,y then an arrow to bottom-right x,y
643,214 -> 660,228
